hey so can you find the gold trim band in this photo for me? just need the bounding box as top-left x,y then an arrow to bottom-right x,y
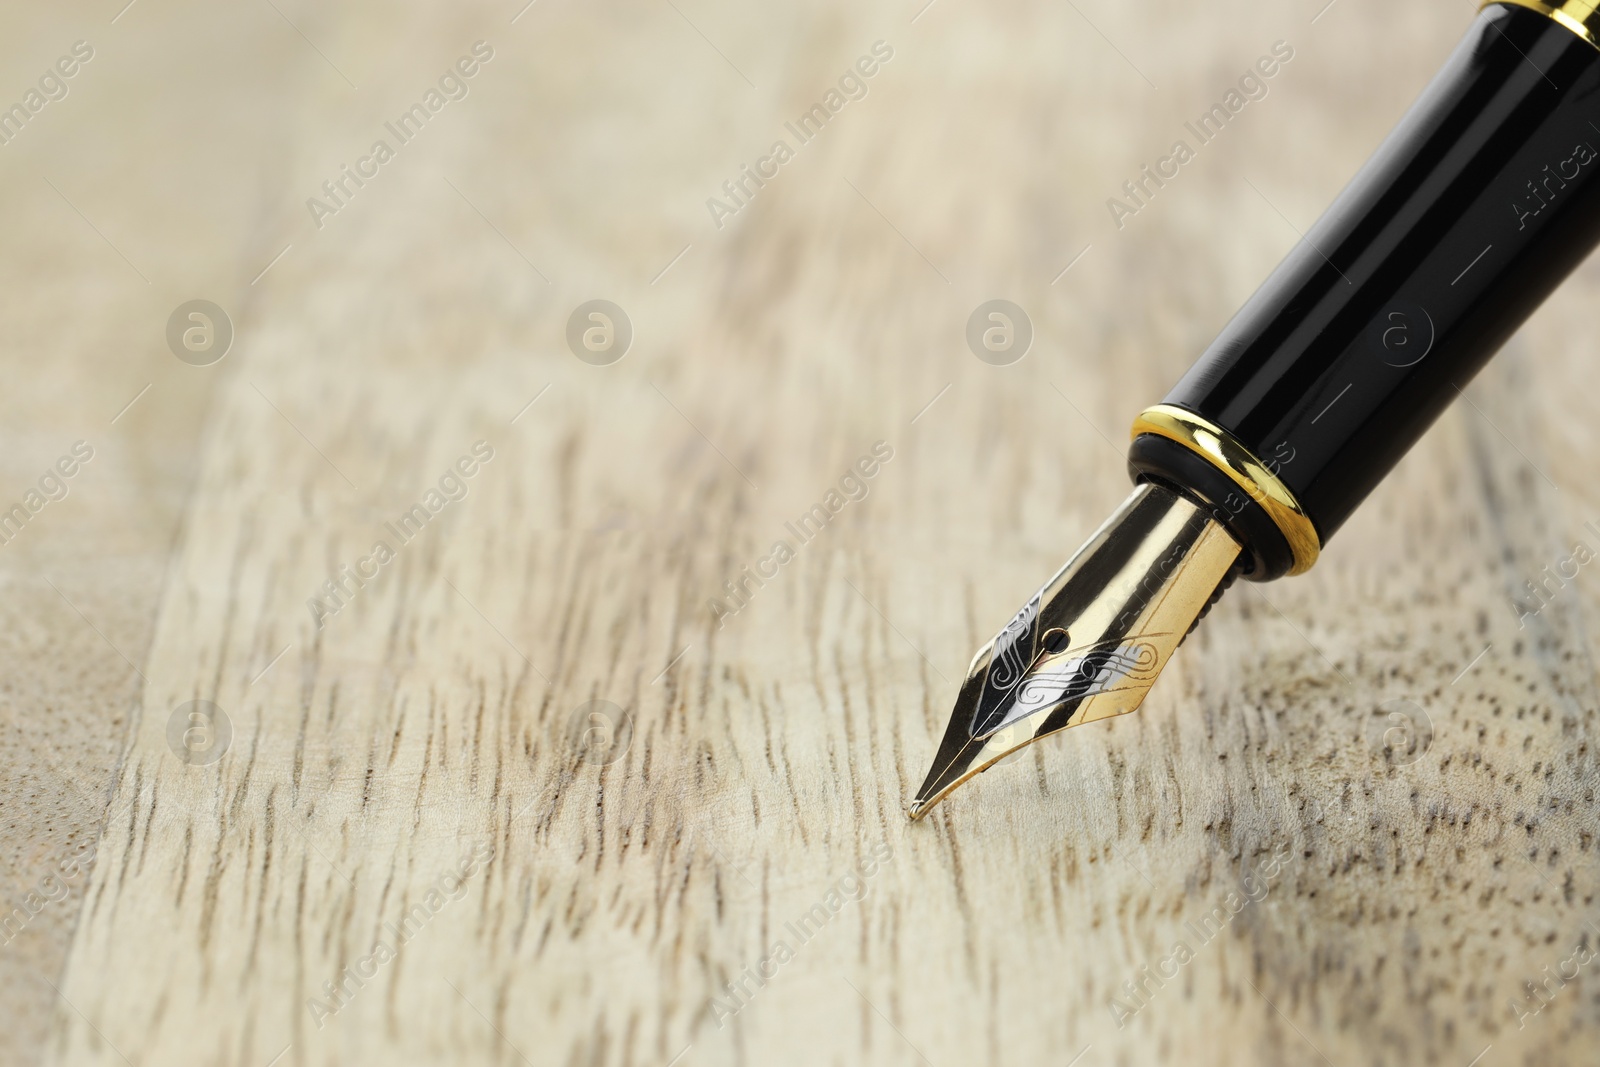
1130,404 -> 1321,575
1486,0 -> 1600,51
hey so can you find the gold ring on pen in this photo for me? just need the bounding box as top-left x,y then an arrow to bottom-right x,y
1130,404 -> 1321,575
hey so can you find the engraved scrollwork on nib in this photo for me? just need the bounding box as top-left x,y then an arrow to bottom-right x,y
971,588 -> 1043,735
998,638 -> 1165,728
909,482 -> 1244,820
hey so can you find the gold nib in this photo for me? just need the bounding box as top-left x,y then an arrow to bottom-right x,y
908,482 -> 1242,820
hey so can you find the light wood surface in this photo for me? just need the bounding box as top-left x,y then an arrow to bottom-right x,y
5,1 -> 1600,1065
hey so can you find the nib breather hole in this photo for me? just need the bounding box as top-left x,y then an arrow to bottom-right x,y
1042,628 -> 1069,654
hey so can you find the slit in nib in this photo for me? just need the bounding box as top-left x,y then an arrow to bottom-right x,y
907,482 -> 1242,821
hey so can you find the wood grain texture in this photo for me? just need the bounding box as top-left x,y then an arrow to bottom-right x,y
5,1 -> 1600,1065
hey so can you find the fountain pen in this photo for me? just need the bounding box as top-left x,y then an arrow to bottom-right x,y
910,0 -> 1600,819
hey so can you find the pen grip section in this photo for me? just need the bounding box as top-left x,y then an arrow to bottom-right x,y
1134,3 -> 1600,579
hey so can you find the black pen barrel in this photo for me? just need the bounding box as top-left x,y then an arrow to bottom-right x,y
1129,3 -> 1600,580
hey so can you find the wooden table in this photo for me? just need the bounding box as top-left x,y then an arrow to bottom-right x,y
4,1 -> 1598,1064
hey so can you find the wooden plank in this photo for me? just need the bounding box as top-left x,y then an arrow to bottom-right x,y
13,1 -> 1600,1066
0,6 -> 303,1063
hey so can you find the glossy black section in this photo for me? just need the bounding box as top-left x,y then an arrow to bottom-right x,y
1152,5 -> 1600,544
1128,435 -> 1293,578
